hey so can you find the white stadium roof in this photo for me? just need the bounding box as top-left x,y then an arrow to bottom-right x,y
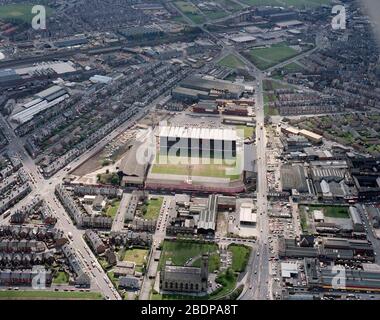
159,126 -> 239,141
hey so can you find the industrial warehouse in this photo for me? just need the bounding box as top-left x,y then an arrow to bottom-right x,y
10,86 -> 69,125
172,75 -> 247,101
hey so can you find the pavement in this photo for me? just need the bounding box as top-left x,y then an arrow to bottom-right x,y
140,196 -> 173,300
112,193 -> 130,232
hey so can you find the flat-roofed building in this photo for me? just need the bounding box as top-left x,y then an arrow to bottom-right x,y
281,261 -> 299,278
239,201 -> 256,226
313,210 -> 324,222
299,129 -> 322,144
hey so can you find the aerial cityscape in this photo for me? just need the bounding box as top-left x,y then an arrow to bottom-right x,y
0,0 -> 379,304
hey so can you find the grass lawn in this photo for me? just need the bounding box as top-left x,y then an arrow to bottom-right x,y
302,204 -> 350,219
173,1 -> 205,24
172,15 -> 188,24
123,248 -> 149,265
228,244 -> 251,273
236,125 -> 254,139
263,79 -> 293,91
0,4 -> 53,24
218,54 -> 245,69
144,197 -> 163,220
282,62 -> 305,73
0,290 -> 102,300
107,271 -> 119,288
159,240 -> 220,272
264,92 -> 279,116
264,104 -> 279,116
151,155 -> 242,180
210,269 -> 237,299
52,271 -> 69,285
299,208 -> 311,234
203,11 -> 228,20
106,200 -> 120,218
214,0 -> 243,11
98,257 -> 112,271
245,43 -> 300,70
97,172 -> 120,186
186,13 -> 206,24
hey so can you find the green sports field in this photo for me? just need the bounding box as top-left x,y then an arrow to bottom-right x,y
245,43 -> 300,70
151,155 -> 242,180
0,4 -> 53,24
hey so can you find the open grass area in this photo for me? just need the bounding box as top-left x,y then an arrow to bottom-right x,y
151,155 -> 242,180
97,172 -> 120,186
159,240 -> 220,272
106,200 -> 120,218
228,244 -> 251,273
0,290 -> 103,300
263,79 -> 294,91
143,197 -> 163,220
174,1 -> 198,13
210,268 -> 237,299
236,125 -> 254,139
107,270 -> 118,288
0,3 -> 53,24
172,15 -> 188,24
299,208 -> 311,234
123,248 -> 149,265
213,0 -> 243,11
307,204 -> 350,219
264,92 -> 279,116
52,271 -> 69,285
218,54 -> 245,69
264,104 -> 279,116
245,43 -> 300,70
173,1 -> 206,24
203,11 -> 228,20
282,62 -> 305,73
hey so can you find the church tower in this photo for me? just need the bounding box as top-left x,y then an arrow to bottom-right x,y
201,253 -> 209,281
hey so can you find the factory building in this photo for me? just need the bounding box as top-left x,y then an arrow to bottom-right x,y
11,86 -> 69,125
173,75 -> 245,101
197,194 -> 218,234
192,101 -> 219,114
159,126 -> 240,159
349,206 -> 365,232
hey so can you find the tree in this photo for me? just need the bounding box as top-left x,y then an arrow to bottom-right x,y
110,174 -> 120,186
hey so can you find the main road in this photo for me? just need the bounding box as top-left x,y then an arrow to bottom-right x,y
239,73 -> 271,300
